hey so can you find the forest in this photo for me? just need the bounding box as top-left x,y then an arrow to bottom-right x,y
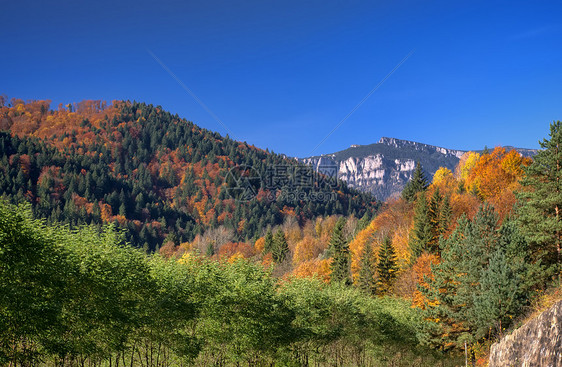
1,97 -> 562,366
0,98 -> 377,252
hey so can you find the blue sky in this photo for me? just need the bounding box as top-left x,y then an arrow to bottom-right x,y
2,0 -> 561,157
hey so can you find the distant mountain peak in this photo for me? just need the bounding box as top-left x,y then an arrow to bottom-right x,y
378,136 -> 408,146
302,137 -> 537,201
377,137 -> 463,155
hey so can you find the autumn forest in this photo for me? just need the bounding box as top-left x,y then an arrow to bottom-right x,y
1,97 -> 562,366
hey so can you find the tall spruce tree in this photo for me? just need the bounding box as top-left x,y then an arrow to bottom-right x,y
272,229 -> 289,263
439,194 -> 452,236
264,229 -> 274,254
409,192 -> 431,260
517,120 -> 562,281
356,211 -> 372,233
401,162 -> 429,202
376,236 -> 398,295
471,245 -> 527,340
420,205 -> 530,353
357,241 -> 376,295
329,218 -> 351,285
427,188 -> 443,254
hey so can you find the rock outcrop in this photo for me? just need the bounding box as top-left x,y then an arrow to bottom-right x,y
300,137 -> 537,201
489,300 -> 562,367
300,138 -> 465,201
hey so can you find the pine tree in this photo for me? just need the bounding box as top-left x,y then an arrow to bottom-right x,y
439,194 -> 452,236
357,241 -> 376,295
356,211 -> 372,233
401,162 -> 429,202
92,200 -> 101,220
272,229 -> 289,263
376,236 -> 398,295
329,218 -> 351,285
517,120 -> 562,281
409,192 -> 431,260
427,188 -> 442,254
419,205 -> 529,351
264,230 -> 274,254
119,202 -> 127,217
471,246 -> 527,340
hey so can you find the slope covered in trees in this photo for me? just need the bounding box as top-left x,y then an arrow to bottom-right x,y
338,126 -> 561,363
0,201 -> 460,367
0,98 -> 377,251
2,94 -> 561,364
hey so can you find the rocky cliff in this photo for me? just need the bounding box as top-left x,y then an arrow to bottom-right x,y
301,137 -> 465,201
301,137 -> 537,201
489,300 -> 562,367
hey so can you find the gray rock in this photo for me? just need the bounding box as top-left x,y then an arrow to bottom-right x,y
489,300 -> 562,367
300,137 -> 537,201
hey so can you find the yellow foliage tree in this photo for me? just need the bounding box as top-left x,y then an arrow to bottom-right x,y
293,236 -> 322,265
254,237 -> 265,253
292,258 -> 332,283
456,152 -> 480,181
432,167 -> 455,191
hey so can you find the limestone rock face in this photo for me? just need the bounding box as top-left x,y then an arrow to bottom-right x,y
300,138 -> 465,201
489,300 -> 562,367
300,137 -> 537,201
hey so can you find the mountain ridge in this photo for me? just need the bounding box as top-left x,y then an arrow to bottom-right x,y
0,98 -> 377,250
300,137 -> 537,201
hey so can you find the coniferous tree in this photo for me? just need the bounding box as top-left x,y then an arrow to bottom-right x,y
356,211 -> 372,233
119,202 -> 127,217
427,188 -> 442,254
92,200 -> 101,220
329,218 -> 351,285
272,229 -> 289,263
376,236 -> 398,295
471,246 -> 527,340
409,192 -> 431,260
401,162 -> 429,202
439,194 -> 452,236
420,205 -> 531,352
263,230 -> 274,254
517,120 -> 562,280
357,241 -> 376,295
419,213 -> 481,351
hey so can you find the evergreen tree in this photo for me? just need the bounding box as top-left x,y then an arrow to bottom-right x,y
356,211 -> 372,233
470,246 -> 527,340
419,215 -> 478,351
357,241 -> 376,295
329,218 -> 351,285
427,188 -> 442,254
420,205 -> 530,352
263,229 -> 273,254
517,120 -> 562,280
401,162 -> 429,202
376,236 -> 398,295
272,229 -> 289,263
92,200 -> 101,220
119,202 -> 127,217
409,192 -> 431,260
439,194 -> 452,236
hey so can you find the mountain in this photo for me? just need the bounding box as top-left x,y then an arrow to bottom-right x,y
301,137 -> 538,201
0,98 -> 378,250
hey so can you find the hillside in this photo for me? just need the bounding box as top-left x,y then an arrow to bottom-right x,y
0,98 -> 377,251
2,97 -> 562,366
301,137 -> 537,201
